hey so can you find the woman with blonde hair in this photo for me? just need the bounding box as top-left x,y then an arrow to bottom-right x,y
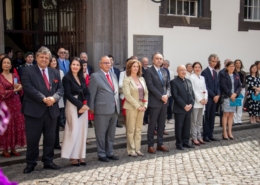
122,59 -> 148,157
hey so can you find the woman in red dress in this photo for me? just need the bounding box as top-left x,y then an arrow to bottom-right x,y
0,57 -> 26,157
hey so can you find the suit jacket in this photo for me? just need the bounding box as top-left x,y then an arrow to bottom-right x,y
144,66 -> 170,108
17,63 -> 35,78
171,76 -> 195,113
87,64 -> 93,76
62,72 -> 90,114
122,76 -> 148,110
57,58 -> 70,75
13,59 -> 25,69
111,67 -> 120,82
219,71 -> 241,97
201,67 -> 220,99
142,67 -> 148,77
89,70 -> 120,114
21,65 -> 64,119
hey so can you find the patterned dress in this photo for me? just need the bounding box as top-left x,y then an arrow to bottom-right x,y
0,73 -> 26,150
246,75 -> 260,116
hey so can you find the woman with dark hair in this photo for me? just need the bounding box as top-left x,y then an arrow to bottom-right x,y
122,59 -> 148,157
61,58 -> 90,166
189,62 -> 207,146
255,61 -> 260,76
0,57 -> 26,157
233,59 -> 246,125
49,56 -> 65,149
219,61 -> 241,140
246,64 -> 260,124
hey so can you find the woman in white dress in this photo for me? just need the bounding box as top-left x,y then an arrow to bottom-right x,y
189,62 -> 208,146
61,58 -> 90,166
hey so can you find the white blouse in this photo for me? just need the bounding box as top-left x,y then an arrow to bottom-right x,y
189,73 -> 208,109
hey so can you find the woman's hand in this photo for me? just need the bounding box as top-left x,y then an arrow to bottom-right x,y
138,107 -> 146,112
230,93 -> 237,102
13,84 -> 22,92
78,105 -> 90,113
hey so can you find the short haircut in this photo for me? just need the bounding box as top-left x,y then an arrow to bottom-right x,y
36,46 -> 52,59
208,54 -> 218,62
185,63 -> 192,69
249,64 -> 259,77
192,62 -> 202,69
125,59 -> 142,77
234,59 -> 244,70
164,60 -> 170,65
0,57 -> 14,73
108,54 -> 114,60
80,52 -> 87,57
99,55 -> 109,63
152,52 -> 163,60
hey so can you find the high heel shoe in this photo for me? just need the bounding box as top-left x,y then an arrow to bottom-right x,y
79,159 -> 86,165
222,134 -> 229,140
192,140 -> 200,146
70,159 -> 80,166
228,135 -> 234,140
2,151 -> 11,158
198,140 -> 206,145
10,150 -> 21,156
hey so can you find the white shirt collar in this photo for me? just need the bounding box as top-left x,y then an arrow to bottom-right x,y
153,65 -> 161,71
208,66 -> 214,71
101,69 -> 110,76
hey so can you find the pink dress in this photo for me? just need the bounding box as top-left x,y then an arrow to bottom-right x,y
0,73 -> 26,150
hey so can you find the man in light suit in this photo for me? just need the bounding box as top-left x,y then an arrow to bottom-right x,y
144,52 -> 171,154
171,65 -> 195,150
57,48 -> 70,75
21,46 -> 64,173
201,54 -> 220,142
89,56 -> 120,162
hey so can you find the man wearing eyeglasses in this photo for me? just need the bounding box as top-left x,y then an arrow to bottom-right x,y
89,56 -> 120,162
57,48 -> 70,75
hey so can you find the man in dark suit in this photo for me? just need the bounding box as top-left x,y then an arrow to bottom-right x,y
171,65 -> 195,150
144,52 -> 170,154
141,57 -> 150,125
201,54 -> 220,142
13,51 -> 25,69
21,46 -> 64,174
80,52 -> 93,75
108,54 -> 123,128
17,52 -> 35,77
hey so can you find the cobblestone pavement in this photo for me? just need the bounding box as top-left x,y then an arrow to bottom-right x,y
2,128 -> 260,185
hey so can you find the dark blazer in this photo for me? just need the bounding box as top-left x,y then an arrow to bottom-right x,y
87,64 -> 93,76
171,76 -> 195,113
13,59 -> 25,69
219,71 -> 241,98
62,72 -> 90,110
17,63 -> 35,78
142,67 -> 148,77
112,67 -> 120,81
201,67 -> 220,99
21,65 -> 64,119
144,66 -> 170,107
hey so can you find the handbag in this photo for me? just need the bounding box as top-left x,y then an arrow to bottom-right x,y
252,93 -> 260,101
229,94 -> 244,106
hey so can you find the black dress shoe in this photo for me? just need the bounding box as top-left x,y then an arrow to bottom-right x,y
176,146 -> 184,150
98,157 -> 109,162
54,145 -> 61,150
209,137 -> 219,141
23,165 -> 36,174
116,124 -> 123,128
44,162 -> 61,170
107,155 -> 119,160
203,138 -> 211,142
183,144 -> 195,148
80,162 -> 87,165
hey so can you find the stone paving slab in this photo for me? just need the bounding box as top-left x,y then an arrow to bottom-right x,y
1,128 -> 260,185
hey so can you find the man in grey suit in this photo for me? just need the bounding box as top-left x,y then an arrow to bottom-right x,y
144,52 -> 171,154
89,56 -> 120,162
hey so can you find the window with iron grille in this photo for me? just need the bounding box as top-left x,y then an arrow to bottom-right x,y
168,0 -> 198,17
244,0 -> 260,21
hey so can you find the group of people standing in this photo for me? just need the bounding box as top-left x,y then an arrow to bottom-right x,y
0,45 -> 257,174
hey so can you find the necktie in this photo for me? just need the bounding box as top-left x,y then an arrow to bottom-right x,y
212,69 -> 215,79
63,61 -> 67,73
157,69 -> 164,85
42,69 -> 50,90
106,74 -> 114,91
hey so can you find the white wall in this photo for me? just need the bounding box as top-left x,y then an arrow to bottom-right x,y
128,0 -> 260,73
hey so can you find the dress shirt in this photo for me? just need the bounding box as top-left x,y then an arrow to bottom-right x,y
38,65 -> 49,82
101,69 -> 113,84
208,66 -> 215,76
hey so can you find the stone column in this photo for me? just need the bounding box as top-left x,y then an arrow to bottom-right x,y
0,0 -> 5,53
86,0 -> 128,71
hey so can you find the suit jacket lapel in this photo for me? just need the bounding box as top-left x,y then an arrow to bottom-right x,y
110,71 -> 117,93
152,66 -> 163,87
35,65 -> 49,92
48,67 -> 54,91
99,70 -> 113,92
130,77 -> 138,91
140,77 -> 146,91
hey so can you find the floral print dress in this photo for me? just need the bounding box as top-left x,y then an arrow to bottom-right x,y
246,75 -> 260,116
